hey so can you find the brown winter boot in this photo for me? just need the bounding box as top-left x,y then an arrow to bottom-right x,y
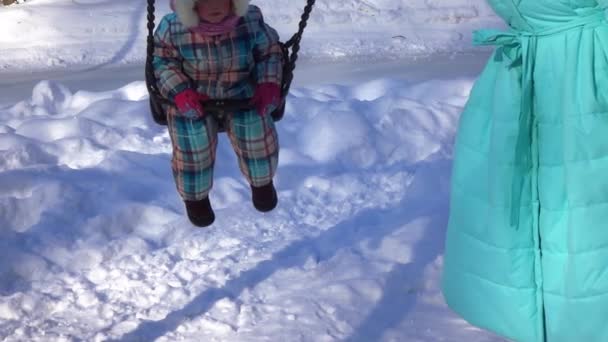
184,197 -> 215,227
251,181 -> 278,212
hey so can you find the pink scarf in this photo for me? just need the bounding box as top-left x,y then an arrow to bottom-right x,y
190,15 -> 240,36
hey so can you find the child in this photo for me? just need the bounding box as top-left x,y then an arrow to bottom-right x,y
153,0 -> 283,227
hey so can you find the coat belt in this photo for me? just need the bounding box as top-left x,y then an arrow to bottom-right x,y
472,11 -> 606,228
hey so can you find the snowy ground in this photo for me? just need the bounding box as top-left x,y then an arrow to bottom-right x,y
0,58 -> 506,342
0,0 -> 508,341
0,0 -> 502,71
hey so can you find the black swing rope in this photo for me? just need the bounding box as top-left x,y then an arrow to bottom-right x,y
145,0 -> 316,126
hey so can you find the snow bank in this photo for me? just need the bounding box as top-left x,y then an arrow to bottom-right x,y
0,76 -> 505,341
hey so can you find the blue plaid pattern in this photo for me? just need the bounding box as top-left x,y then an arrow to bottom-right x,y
155,5 -> 283,200
167,106 -> 278,200
153,5 -> 283,101
226,109 -> 279,187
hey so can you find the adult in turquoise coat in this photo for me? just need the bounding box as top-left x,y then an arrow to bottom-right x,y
442,1 -> 608,341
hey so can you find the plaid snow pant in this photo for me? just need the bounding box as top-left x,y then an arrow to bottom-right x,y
167,106 -> 279,201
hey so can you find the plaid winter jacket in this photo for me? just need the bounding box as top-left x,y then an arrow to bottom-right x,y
153,5 -> 283,102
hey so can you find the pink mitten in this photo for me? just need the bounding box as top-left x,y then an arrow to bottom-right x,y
175,89 -> 209,119
251,83 -> 281,116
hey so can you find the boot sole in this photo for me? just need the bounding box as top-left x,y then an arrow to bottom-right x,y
253,188 -> 278,212
188,214 -> 215,227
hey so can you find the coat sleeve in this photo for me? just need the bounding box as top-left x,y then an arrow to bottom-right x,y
152,16 -> 191,100
252,14 -> 283,86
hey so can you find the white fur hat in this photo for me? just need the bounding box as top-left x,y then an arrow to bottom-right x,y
172,0 -> 250,28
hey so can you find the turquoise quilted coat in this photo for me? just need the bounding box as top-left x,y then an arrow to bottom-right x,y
442,1 -> 608,341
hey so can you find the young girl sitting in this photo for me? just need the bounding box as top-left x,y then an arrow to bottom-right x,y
154,0 -> 283,227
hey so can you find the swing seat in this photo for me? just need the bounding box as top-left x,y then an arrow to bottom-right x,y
148,91 -> 287,127
147,43 -> 289,128
148,93 -> 287,127
145,2 -> 313,130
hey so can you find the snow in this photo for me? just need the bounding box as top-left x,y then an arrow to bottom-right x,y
0,0 -> 503,71
0,0 -> 507,341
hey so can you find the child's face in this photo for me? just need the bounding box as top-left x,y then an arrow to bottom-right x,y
196,0 -> 232,23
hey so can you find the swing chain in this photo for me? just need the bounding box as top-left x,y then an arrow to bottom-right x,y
145,0 -> 164,105
282,0 -> 316,96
